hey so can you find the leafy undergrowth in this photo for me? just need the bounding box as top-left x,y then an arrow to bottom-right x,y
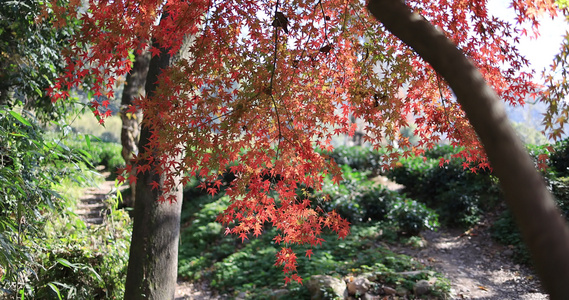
178,173 -> 450,299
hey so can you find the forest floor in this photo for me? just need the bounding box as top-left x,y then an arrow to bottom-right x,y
77,173 -> 548,300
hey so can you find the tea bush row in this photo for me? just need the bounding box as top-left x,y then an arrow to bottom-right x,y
313,166 -> 439,236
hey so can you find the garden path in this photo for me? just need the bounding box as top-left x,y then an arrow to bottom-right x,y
76,167 -> 125,225
392,224 -> 547,299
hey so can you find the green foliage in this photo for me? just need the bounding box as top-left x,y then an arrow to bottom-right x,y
325,146 -> 384,173
178,195 -> 238,281
388,200 -> 439,236
423,144 -> 457,160
0,107 -> 129,298
492,138 -> 569,266
202,222 -> 447,298
64,137 -> 124,171
314,166 -> 439,235
0,0 -> 77,120
0,107 -> 78,286
549,137 -> 569,177
177,152 -> 449,298
494,176 -> 569,265
385,146 -> 501,227
30,208 -> 131,299
550,177 -> 569,218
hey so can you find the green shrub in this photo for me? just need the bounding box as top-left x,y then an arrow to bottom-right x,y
387,199 -> 439,236
312,166 -> 439,235
551,177 -> 569,218
32,208 -> 131,299
176,160 -> 449,298
0,107 -> 91,293
64,136 -> 124,172
550,137 -> 569,177
423,144 -> 458,160
324,146 -> 384,173
385,146 -> 501,227
0,107 -> 130,298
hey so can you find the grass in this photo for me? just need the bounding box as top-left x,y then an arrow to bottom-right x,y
69,113 -> 122,143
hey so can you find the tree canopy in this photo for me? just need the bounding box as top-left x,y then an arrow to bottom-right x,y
46,0 -> 562,284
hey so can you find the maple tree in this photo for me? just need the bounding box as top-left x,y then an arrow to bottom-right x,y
45,0 -> 566,297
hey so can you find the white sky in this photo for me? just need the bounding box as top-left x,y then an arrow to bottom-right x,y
488,0 -> 568,73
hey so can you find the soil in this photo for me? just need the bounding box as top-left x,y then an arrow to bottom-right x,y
79,174 -> 549,300
391,227 -> 547,300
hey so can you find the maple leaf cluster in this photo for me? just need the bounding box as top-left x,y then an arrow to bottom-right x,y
46,0 -> 559,282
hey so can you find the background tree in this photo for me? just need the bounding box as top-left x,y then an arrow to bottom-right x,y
47,0 -> 562,296
120,49 -> 150,206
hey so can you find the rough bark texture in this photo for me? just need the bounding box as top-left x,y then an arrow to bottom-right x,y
124,42 -> 183,299
120,49 -> 150,207
367,1 -> 569,298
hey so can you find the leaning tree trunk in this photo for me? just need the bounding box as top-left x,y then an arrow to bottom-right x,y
123,39 -> 184,299
367,1 -> 569,298
120,48 -> 150,207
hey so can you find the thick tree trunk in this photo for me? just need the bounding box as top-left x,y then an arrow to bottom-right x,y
120,49 -> 150,207
124,40 -> 183,299
367,1 -> 569,298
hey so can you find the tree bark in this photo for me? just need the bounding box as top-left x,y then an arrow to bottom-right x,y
124,39 -> 183,299
367,1 -> 569,298
120,49 -> 150,207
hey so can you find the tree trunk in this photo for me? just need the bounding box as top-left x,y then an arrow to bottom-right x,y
120,49 -> 150,207
124,39 -> 183,299
367,1 -> 569,298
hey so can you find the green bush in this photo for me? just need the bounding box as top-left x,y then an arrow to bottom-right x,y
324,146 -> 384,173
551,177 -> 569,218
0,107 -> 130,298
423,144 -> 458,160
31,208 -> 132,299
312,166 -> 438,235
491,177 -> 569,266
0,107 -> 85,292
64,136 -> 124,171
387,199 -> 439,236
385,146 -> 500,227
176,156 -> 449,298
550,137 -> 569,177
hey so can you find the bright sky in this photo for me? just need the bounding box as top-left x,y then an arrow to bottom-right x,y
488,0 -> 568,73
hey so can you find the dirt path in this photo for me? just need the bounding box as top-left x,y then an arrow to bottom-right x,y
76,170 -> 124,225
393,227 -> 547,299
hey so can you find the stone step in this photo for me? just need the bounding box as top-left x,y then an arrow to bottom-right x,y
76,202 -> 106,209
76,209 -> 104,217
83,217 -> 104,225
